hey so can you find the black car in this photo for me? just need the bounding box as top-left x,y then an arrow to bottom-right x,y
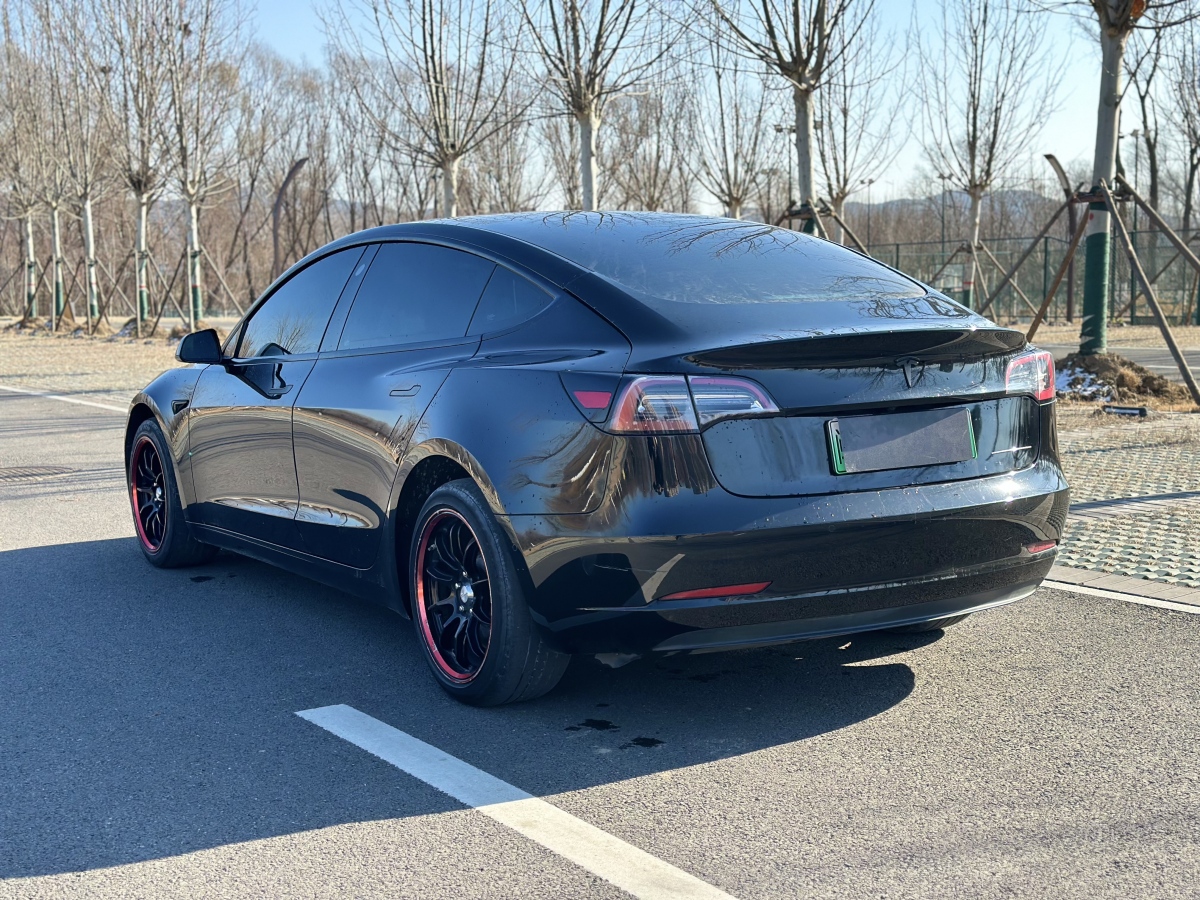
126,213 -> 1068,705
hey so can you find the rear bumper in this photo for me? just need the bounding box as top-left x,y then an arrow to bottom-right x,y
502,457 -> 1068,654
650,565 -> 1046,652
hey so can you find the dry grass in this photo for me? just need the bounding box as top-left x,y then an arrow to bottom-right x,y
1029,323 -> 1200,349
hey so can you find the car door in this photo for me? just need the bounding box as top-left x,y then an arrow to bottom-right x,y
292,241 -> 497,568
186,247 -> 365,549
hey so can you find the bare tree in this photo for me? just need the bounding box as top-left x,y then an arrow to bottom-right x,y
39,0 -> 112,329
0,11 -> 45,321
917,0 -> 1059,306
690,42 -> 770,219
814,8 -> 902,238
520,0 -> 673,210
1030,0 -> 1200,351
326,0 -> 525,218
96,0 -> 172,335
608,79 -> 693,211
1126,29 -> 1164,210
709,0 -> 875,226
160,0 -> 244,327
1167,23 -> 1200,230
466,90 -> 550,213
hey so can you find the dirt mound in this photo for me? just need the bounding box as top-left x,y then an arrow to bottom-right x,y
167,319 -> 224,342
1056,352 -> 1193,407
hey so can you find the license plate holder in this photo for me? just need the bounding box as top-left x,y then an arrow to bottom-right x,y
827,407 -> 977,475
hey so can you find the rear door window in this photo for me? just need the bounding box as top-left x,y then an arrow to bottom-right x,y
468,266 -> 554,335
237,248 -> 362,358
338,242 -> 496,350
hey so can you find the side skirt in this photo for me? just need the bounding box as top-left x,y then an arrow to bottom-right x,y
190,523 -> 406,615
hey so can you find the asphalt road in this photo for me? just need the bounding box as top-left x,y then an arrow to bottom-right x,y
2,389 -> 1200,899
1040,342 -> 1200,384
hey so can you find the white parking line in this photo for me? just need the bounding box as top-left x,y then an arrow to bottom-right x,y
0,382 -> 126,413
297,704 -> 736,900
1043,579 -> 1200,614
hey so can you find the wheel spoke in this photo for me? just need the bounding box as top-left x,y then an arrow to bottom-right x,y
425,541 -> 459,582
418,511 -> 493,680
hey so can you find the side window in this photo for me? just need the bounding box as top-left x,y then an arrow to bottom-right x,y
338,243 -> 495,351
468,266 -> 554,335
238,248 -> 362,358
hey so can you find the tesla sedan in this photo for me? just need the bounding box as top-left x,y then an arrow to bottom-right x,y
126,213 -> 1068,705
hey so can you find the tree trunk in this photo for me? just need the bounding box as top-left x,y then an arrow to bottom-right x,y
1184,160 -> 1199,233
187,199 -> 203,329
136,194 -> 150,338
51,205 -> 65,330
793,86 -> 816,232
965,187 -> 984,309
579,111 -> 599,211
442,157 -> 459,218
81,196 -> 101,330
24,211 -> 37,321
1081,23 -> 1128,355
832,197 -> 846,244
727,198 -> 742,220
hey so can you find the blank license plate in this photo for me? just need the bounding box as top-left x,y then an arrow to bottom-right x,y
827,408 -> 977,475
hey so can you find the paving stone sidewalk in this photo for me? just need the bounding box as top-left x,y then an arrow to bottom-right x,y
1056,408 -> 1200,590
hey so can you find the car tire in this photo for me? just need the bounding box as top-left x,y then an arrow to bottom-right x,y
886,614 -> 970,634
128,419 -> 217,568
409,479 -> 570,706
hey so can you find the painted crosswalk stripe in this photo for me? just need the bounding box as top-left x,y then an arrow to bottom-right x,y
0,382 -> 126,413
297,703 -> 736,900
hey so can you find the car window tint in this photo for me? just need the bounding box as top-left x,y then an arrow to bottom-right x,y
339,243 -> 496,350
239,248 -> 361,357
468,266 -> 553,335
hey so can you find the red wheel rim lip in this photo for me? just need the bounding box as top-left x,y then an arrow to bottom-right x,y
415,509 -> 492,684
129,435 -> 163,552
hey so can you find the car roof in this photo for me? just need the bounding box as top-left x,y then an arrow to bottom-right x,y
287,212 -> 1009,360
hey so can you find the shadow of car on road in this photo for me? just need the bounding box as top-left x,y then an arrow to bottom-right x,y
0,537 -> 938,878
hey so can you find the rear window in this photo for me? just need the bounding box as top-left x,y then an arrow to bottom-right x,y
339,242 -> 495,350
494,214 -> 927,304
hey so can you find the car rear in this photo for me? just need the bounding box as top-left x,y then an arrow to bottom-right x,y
461,214 -> 1069,653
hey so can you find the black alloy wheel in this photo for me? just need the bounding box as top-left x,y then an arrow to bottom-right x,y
415,509 -> 493,682
409,479 -> 570,705
130,434 -> 168,551
127,419 -> 217,568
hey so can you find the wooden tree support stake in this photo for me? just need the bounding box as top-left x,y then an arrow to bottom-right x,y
1100,180 -> 1200,406
979,241 -> 1040,317
1027,211 -> 1089,342
978,198 -> 1071,316
825,208 -> 869,255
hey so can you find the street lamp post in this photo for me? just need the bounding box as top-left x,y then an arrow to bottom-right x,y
860,178 -> 876,250
774,123 -> 796,219
1127,129 -> 1140,322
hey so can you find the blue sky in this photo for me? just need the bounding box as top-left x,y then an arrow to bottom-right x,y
250,0 -> 1102,200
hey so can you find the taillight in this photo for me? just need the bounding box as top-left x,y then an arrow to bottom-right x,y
1006,350 -> 1056,402
610,376 -> 699,433
688,376 -> 780,426
607,374 -> 780,433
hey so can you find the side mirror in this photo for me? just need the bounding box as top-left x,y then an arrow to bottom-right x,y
176,328 -> 223,365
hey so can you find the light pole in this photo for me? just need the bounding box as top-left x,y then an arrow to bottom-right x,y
937,173 -> 954,262
774,123 -> 796,215
860,178 -> 876,250
1125,129 -> 1140,321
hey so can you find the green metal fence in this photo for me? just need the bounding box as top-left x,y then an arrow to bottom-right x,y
865,229 -> 1200,327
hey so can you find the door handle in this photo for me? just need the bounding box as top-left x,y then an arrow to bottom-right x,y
389,384 -> 421,397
